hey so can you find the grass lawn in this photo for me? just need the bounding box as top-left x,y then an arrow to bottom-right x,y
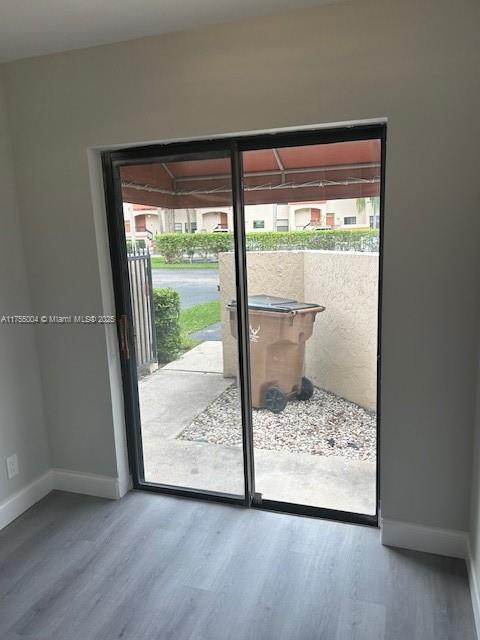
179,300 -> 220,350
151,256 -> 218,270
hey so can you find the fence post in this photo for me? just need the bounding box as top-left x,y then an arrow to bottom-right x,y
127,248 -> 158,375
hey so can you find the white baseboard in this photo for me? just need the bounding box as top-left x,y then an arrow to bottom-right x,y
381,517 -> 468,559
0,470 -> 53,531
52,468 -> 123,499
118,472 -> 133,498
0,468 -> 131,531
467,539 -> 480,639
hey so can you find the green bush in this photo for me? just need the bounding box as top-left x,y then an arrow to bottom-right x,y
126,239 -> 146,253
152,288 -> 181,363
154,232 -> 234,263
154,228 -> 378,263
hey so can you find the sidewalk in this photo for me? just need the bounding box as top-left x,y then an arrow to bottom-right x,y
139,357 -> 376,514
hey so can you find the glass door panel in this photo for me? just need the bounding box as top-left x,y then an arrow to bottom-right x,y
118,152 -> 245,497
241,138 -> 381,515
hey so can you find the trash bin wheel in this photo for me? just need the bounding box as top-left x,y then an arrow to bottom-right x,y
264,386 -> 288,413
296,376 -> 314,401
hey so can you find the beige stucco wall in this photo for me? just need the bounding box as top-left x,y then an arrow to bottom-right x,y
304,251 -> 378,410
220,250 -> 378,410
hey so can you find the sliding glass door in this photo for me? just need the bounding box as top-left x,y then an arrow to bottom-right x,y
240,138 -> 381,517
105,147 -> 246,499
103,124 -> 383,524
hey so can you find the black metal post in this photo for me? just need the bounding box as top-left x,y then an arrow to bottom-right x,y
231,141 -> 256,506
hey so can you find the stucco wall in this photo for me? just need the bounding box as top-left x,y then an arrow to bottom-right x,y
304,251 -> 378,410
220,250 -> 378,410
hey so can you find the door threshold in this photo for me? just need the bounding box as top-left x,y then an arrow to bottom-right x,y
134,481 -> 377,527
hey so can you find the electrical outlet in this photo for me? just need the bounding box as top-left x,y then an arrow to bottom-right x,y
6,454 -> 19,479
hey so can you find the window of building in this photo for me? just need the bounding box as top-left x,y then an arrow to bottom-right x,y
174,223 -> 183,233
310,208 -> 321,224
344,216 -> 357,225
219,212 -> 228,230
190,222 -> 197,233
135,214 -> 146,232
125,220 -> 131,233
253,220 -> 265,229
276,219 -> 289,232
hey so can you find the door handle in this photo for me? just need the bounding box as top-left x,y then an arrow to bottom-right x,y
119,314 -> 130,360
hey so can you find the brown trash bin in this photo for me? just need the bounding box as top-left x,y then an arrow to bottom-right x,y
228,295 -> 325,413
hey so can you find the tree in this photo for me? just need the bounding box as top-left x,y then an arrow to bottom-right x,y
369,197 -> 380,229
356,198 -> 367,214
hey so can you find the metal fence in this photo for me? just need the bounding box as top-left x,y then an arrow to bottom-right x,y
127,249 -> 157,374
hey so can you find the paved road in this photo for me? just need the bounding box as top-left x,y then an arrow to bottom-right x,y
152,268 -> 219,309
190,321 -> 222,342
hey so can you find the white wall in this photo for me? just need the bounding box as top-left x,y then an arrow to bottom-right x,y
200,210 -> 224,232
2,0 -> 480,532
0,71 -> 51,503
326,199 -> 371,227
468,332 -> 480,621
245,205 -> 275,232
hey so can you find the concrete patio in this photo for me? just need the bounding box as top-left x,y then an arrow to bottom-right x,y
138,342 -> 376,514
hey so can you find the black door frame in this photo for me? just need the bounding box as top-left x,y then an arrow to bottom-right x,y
102,122 -> 386,527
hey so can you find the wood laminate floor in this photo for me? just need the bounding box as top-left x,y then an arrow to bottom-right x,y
0,490 -> 475,639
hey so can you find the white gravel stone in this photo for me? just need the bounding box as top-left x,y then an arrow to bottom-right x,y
178,386 -> 376,462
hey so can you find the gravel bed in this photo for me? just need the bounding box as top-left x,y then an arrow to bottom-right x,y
178,385 -> 376,461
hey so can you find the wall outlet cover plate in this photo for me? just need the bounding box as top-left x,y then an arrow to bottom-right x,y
6,454 -> 19,479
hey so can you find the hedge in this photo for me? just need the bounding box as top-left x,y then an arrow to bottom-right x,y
154,232 -> 232,263
154,228 -> 379,263
152,288 -> 181,363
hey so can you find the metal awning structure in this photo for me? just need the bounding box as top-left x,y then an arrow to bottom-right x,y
120,139 -> 381,209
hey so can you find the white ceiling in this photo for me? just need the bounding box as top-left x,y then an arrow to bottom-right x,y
0,0 -> 336,64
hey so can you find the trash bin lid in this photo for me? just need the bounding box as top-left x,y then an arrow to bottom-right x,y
229,294 -> 321,313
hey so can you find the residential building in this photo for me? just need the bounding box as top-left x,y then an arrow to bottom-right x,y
123,198 -> 379,247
